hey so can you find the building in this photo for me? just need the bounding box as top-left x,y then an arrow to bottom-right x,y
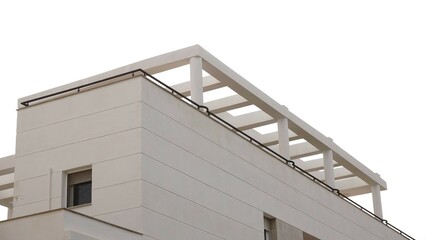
0,45 -> 414,239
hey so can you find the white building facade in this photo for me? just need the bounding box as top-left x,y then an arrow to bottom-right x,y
0,45 -> 414,239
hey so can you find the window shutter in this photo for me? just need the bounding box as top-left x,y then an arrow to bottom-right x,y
68,169 -> 92,185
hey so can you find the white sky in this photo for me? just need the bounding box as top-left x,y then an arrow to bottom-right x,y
0,1 -> 425,239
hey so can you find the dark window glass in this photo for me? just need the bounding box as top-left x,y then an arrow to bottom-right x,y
73,181 -> 92,206
264,229 -> 270,240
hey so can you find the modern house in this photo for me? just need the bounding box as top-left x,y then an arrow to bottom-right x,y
0,45 -> 414,239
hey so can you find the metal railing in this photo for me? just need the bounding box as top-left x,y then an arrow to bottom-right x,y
20,69 -> 415,240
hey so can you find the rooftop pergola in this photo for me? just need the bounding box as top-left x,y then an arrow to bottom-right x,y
1,45 -> 386,219
139,45 -> 386,218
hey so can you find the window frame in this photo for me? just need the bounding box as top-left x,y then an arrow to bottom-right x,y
66,167 -> 92,208
264,216 -> 272,240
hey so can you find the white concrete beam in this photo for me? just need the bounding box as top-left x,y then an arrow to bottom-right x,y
289,142 -> 321,159
269,142 -> 320,159
264,131 -> 300,146
0,155 -> 14,176
292,158 -> 331,172
329,168 -> 355,181
218,111 -> 275,131
0,173 -> 14,191
171,76 -> 225,97
0,188 -> 13,208
309,167 -> 354,181
371,184 -> 383,218
336,177 -> 370,196
204,94 -> 250,114
341,185 -> 371,197
243,130 -> 299,147
190,56 -> 203,105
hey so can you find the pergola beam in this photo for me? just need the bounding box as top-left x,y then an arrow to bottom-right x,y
204,95 -> 250,114
171,76 -> 225,97
0,188 -> 13,208
0,155 -> 14,176
0,173 -> 14,191
243,130 -> 300,146
218,111 -> 275,131
309,167 -> 355,181
336,177 -> 369,196
292,158 -> 335,172
290,142 -> 321,159
269,142 -> 321,160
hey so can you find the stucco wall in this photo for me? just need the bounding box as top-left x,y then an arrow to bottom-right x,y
11,76 -> 406,240
13,78 -> 143,224
135,77 -> 406,240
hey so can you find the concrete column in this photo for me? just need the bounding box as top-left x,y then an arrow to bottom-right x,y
271,218 -> 303,240
323,149 -> 335,188
277,118 -> 290,160
190,56 -> 203,105
371,184 -> 383,218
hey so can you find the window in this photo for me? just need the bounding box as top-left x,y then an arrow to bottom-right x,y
264,229 -> 271,240
264,217 -> 271,240
67,169 -> 92,207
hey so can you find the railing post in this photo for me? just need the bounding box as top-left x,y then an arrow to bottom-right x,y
190,56 -> 203,105
323,149 -> 335,188
371,184 -> 383,218
277,118 -> 290,159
